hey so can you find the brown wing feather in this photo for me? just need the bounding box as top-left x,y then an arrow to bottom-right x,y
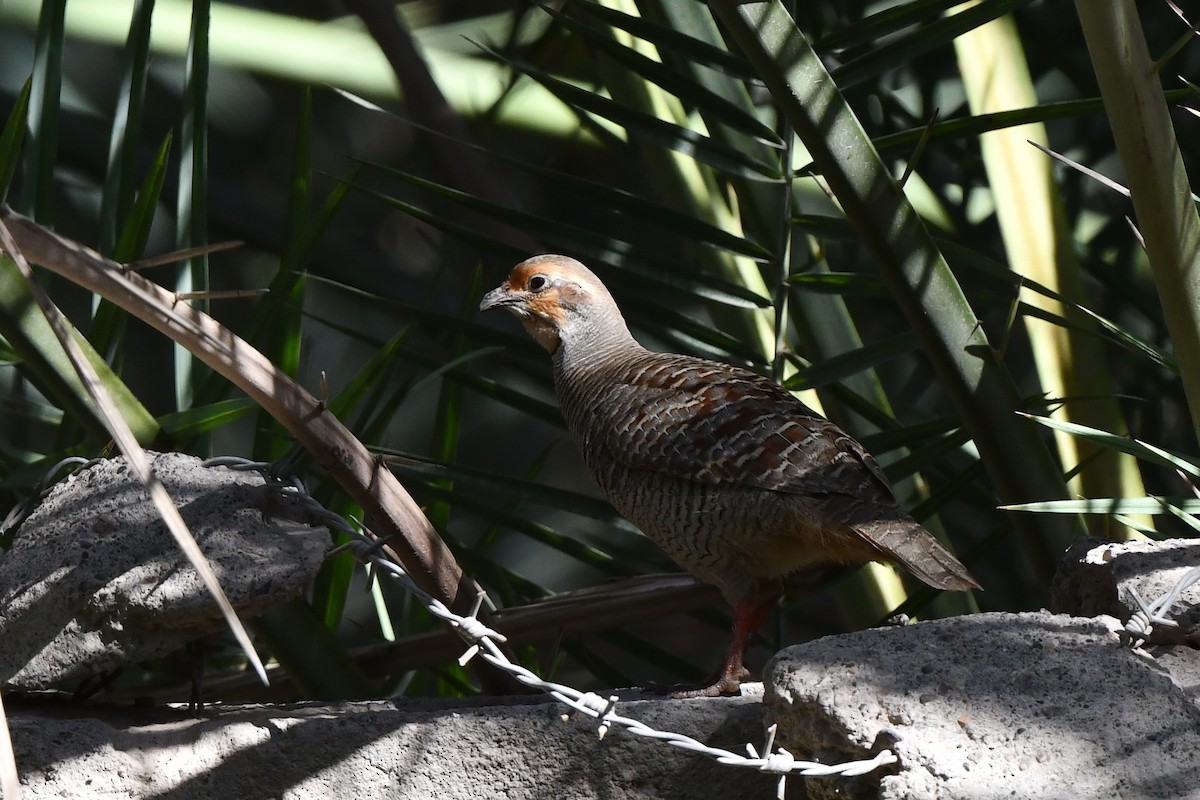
591,354 -> 981,592
596,354 -> 895,504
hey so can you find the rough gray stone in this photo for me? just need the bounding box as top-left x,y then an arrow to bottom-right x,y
0,453 -> 330,689
1051,537 -> 1200,644
1152,644 -> 1200,706
764,611 -> 1200,800
7,693 -> 783,800
11,610 -> 1200,798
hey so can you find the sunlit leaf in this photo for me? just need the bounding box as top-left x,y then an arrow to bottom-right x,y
0,78 -> 31,202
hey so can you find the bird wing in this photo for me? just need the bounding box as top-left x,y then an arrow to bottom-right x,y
596,357 -> 896,502
586,356 -> 978,592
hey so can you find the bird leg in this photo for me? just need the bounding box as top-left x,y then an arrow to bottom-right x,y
671,592 -> 777,699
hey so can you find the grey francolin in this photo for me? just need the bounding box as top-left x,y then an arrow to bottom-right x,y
480,254 -> 979,697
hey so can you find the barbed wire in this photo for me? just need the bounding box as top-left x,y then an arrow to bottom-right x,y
0,456 -> 100,538
1119,563 -> 1200,652
202,456 -> 898,797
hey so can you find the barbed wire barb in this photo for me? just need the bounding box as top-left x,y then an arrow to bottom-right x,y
1119,564 -> 1200,651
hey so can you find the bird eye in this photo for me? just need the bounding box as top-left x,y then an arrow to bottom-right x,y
528,274 -> 550,292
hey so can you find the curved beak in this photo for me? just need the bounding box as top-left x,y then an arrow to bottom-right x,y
480,284 -> 520,313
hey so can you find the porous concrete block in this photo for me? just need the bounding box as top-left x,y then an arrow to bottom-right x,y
13,610 -> 1200,798
0,452 -> 330,689
7,694 -> 783,800
1051,537 -> 1200,643
764,611 -> 1200,800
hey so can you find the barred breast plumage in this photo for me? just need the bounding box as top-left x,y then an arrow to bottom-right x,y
481,254 -> 978,696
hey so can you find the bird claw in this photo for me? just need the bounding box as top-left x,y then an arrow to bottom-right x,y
651,663 -> 750,698
670,677 -> 743,699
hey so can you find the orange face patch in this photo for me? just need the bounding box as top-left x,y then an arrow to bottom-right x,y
505,262 -> 581,327
506,261 -> 546,291
523,290 -> 570,327
483,255 -> 605,355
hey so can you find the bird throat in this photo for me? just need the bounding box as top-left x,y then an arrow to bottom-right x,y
520,315 -> 561,354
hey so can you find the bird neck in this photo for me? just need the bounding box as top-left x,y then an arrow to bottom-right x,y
551,313 -> 644,450
551,308 -> 643,377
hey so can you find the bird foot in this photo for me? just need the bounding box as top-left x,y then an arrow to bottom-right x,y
670,675 -> 743,699
652,663 -> 750,699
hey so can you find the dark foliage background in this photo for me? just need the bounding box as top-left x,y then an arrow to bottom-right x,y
1,0 -> 1198,701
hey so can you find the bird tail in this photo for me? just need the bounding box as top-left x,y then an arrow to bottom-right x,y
851,517 -> 980,592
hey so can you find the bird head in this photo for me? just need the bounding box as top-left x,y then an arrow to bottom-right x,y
479,254 -> 626,356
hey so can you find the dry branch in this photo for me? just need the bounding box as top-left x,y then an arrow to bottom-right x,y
0,205 -> 479,623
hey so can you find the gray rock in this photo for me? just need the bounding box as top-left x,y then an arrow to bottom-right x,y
0,452 -> 330,689
1152,644 -> 1200,705
764,611 -> 1200,800
11,610 -> 1200,798
1051,536 -> 1200,643
7,694 -> 781,800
